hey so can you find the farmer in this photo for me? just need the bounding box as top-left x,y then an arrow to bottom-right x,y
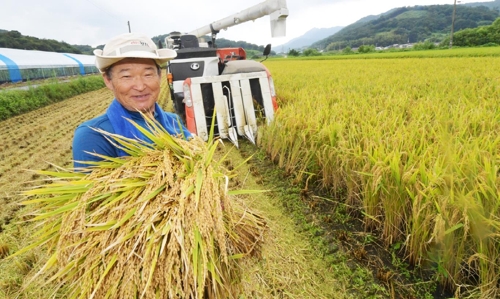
72,32 -> 191,169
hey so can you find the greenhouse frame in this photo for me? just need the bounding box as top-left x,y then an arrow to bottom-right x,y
0,48 -> 99,84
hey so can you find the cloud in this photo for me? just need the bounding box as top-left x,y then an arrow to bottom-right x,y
0,0 -> 493,48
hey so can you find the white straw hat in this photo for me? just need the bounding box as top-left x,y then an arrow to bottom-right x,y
94,32 -> 177,72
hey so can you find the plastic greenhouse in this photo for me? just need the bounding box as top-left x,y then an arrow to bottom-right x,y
0,48 -> 99,84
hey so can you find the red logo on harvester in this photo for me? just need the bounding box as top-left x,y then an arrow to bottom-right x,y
129,40 -> 149,47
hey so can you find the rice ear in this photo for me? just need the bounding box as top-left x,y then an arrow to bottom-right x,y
15,113 -> 267,298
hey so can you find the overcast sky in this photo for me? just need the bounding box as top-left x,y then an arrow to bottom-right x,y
0,0 -> 493,49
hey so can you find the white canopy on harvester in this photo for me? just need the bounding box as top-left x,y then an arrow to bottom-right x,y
0,48 -> 98,84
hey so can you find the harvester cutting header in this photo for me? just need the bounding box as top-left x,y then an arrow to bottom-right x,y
164,0 -> 288,147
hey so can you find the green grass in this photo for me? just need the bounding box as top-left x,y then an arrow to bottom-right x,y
0,75 -> 105,121
279,46 -> 500,60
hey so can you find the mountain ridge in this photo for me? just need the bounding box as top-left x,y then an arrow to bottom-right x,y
311,2 -> 500,50
273,26 -> 344,52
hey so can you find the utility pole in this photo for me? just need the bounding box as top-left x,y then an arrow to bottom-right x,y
449,0 -> 457,48
128,21 -> 131,33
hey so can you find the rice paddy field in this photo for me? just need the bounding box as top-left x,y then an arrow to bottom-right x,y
0,48 -> 499,298
0,75 -> 366,299
260,53 -> 500,298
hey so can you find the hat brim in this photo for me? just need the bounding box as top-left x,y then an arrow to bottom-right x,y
94,48 -> 177,72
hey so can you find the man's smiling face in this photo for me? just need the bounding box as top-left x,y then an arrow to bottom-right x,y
103,58 -> 161,113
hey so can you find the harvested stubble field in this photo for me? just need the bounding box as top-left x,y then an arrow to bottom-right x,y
0,75 -> 386,298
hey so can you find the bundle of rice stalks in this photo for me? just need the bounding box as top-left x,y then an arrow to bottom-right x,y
11,115 -> 267,299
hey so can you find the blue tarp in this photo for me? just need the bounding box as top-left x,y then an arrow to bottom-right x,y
63,54 -> 85,75
0,53 -> 22,83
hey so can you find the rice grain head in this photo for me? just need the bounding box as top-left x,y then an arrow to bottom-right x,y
13,114 -> 267,299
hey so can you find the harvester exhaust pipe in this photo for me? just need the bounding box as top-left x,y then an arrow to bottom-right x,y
269,0 -> 288,37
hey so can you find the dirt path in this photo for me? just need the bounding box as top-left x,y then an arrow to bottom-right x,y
0,85 -> 372,298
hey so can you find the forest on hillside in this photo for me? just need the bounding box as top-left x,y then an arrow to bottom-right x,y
0,30 -> 94,54
0,28 -> 267,55
442,17 -> 500,47
313,4 -> 499,50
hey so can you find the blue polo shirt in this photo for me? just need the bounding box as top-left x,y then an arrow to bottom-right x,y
72,110 -> 190,169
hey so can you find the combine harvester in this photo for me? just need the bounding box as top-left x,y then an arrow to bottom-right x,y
165,0 -> 288,147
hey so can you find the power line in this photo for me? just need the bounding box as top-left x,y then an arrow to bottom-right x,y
83,0 -> 117,18
82,0 -> 127,30
449,0 -> 459,48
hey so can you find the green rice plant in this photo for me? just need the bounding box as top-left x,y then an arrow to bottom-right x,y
8,114 -> 267,299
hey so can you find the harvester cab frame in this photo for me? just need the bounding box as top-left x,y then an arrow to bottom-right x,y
164,0 -> 288,147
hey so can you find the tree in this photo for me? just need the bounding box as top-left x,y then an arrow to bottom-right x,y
288,49 -> 300,57
412,41 -> 436,50
358,45 -> 376,53
441,17 -> 500,47
342,47 -> 353,54
303,48 -> 321,56
0,30 -> 83,53
6,30 -> 21,38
